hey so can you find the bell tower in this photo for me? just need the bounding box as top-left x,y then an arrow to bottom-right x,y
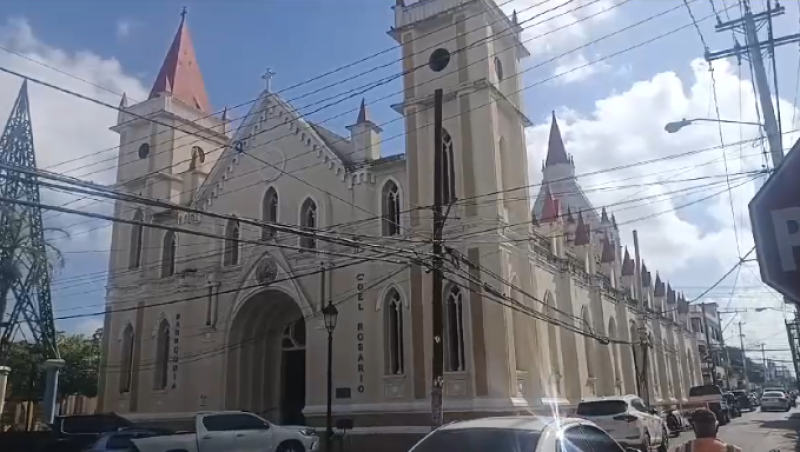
108,11 -> 228,278
390,0 -> 532,229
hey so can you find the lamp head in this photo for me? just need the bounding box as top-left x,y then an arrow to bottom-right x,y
664,119 -> 692,134
323,302 -> 339,333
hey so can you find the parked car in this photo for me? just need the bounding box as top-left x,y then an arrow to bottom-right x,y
574,395 -> 668,452
732,390 -> 753,412
723,392 -> 741,417
687,385 -> 730,425
87,429 -> 170,452
761,391 -> 791,412
130,411 -> 319,452
407,415 -> 651,452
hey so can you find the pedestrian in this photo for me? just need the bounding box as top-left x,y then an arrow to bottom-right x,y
673,409 -> 741,452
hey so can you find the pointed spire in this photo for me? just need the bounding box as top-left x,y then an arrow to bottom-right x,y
667,284 -> 676,304
600,207 -> 610,224
149,9 -> 212,114
512,10 -> 519,25
119,92 -> 128,108
621,248 -> 634,276
221,106 -> 228,122
654,273 -> 665,296
540,185 -> 560,223
641,261 -> 651,287
545,112 -> 570,167
531,207 -> 539,227
357,98 -> 369,124
566,206 -> 575,223
574,212 -> 591,246
601,234 -> 616,263
612,214 -> 618,230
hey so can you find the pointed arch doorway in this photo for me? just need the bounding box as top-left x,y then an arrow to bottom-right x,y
226,289 -> 307,425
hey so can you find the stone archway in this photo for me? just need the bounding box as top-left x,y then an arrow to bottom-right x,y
225,289 -> 306,425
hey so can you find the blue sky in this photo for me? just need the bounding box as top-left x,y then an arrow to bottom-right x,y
0,0 -> 797,365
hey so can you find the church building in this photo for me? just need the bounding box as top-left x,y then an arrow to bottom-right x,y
98,0 -> 703,447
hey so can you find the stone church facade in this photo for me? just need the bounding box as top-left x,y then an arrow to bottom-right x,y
98,0 -> 703,440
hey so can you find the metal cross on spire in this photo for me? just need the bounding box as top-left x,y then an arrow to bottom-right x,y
262,68 -> 276,93
180,6 -> 188,20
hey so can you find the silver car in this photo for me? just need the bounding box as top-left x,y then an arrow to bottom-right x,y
760,391 -> 791,412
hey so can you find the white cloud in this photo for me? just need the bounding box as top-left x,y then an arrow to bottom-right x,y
552,53 -> 611,84
526,57 -> 797,346
116,20 -> 134,40
0,18 -> 147,333
502,0 -> 621,82
0,18 -> 147,247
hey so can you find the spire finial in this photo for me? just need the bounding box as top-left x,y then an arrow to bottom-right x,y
262,68 -> 276,93
180,6 -> 188,21
357,98 -> 369,124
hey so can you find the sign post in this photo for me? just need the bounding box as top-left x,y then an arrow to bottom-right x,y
749,139 -> 800,304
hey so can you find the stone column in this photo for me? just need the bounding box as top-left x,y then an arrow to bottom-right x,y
0,365 -> 9,416
41,359 -> 65,425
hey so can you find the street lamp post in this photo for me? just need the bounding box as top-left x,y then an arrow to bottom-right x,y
663,118 -> 764,134
322,302 -> 339,452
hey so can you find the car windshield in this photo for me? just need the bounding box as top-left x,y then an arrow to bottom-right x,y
763,392 -> 785,398
411,428 -> 541,452
576,401 -> 628,416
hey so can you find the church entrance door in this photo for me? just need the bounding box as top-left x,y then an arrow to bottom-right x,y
280,320 -> 306,425
226,289 -> 306,424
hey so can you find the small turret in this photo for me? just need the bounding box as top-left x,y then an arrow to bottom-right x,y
540,185 -> 561,223
346,98 -> 383,161
621,248 -> 634,276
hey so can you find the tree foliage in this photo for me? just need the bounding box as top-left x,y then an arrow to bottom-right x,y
5,329 -> 100,401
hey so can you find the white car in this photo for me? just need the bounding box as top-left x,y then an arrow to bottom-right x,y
761,391 -> 791,412
408,415 -> 634,452
130,411 -> 319,452
575,395 -> 667,452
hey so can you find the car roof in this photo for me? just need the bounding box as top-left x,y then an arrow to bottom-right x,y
438,416 -> 586,432
579,394 -> 637,403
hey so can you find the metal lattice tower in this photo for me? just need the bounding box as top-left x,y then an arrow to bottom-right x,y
0,81 -> 59,362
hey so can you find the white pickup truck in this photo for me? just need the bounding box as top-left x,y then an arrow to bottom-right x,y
130,411 -> 319,452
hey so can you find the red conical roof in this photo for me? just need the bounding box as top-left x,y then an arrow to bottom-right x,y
149,12 -> 211,114
541,185 -> 560,222
545,112 -> 570,167
574,211 -> 591,246
621,248 -> 634,276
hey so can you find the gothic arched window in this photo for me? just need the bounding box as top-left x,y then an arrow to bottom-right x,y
129,209 -> 144,270
381,180 -> 401,236
161,231 -> 176,278
119,324 -> 135,393
441,129 -> 456,205
444,285 -> 466,372
154,319 -> 170,390
300,198 -> 317,249
224,219 -> 240,266
384,289 -> 404,375
262,187 -> 279,239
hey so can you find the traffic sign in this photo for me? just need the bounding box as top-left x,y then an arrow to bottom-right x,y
749,138 -> 800,304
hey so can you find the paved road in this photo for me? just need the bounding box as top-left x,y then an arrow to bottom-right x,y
669,408 -> 800,452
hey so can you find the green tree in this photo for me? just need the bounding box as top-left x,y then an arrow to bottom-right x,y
56,331 -> 101,398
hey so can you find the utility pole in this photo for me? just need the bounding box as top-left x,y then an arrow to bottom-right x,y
701,303 -> 719,386
430,88 -> 445,430
717,311 -> 732,389
761,342 -> 769,383
784,312 -> 800,390
632,230 -> 651,404
705,0 -> 800,168
738,322 -> 750,390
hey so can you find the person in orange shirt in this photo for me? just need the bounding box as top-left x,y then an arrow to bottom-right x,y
674,409 -> 741,452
